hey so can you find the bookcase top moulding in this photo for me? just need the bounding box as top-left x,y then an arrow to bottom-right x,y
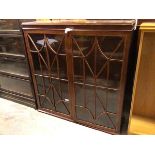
21,19 -> 136,31
22,19 -> 135,25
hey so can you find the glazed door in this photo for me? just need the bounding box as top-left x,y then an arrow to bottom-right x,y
69,30 -> 130,133
24,30 -> 71,119
24,28 -> 131,133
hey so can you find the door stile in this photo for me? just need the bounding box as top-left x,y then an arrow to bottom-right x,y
23,31 -> 41,109
65,32 -> 76,121
116,32 -> 133,133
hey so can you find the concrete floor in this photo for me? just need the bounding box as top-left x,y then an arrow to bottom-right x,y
0,98 -> 109,135
3,98 -> 145,155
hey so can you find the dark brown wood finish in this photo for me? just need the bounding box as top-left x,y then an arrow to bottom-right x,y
117,31 -> 133,132
23,29 -> 72,119
22,20 -> 135,134
69,30 -> 132,133
23,31 -> 42,109
0,19 -> 35,108
65,32 -> 76,120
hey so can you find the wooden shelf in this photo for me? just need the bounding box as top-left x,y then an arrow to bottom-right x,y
0,30 -> 21,34
0,87 -> 34,100
0,53 -> 25,59
0,76 -> 33,97
128,115 -> 155,135
0,71 -> 29,80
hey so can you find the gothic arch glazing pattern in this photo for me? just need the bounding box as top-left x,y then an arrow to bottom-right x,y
72,35 -> 124,130
27,33 -> 70,116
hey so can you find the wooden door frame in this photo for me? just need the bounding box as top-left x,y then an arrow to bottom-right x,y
23,28 -> 133,134
69,30 -> 133,133
23,29 -> 73,120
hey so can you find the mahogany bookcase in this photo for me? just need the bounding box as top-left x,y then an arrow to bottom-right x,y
22,20 -> 135,134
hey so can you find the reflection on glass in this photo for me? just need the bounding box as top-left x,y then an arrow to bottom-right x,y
0,19 -> 19,30
0,36 -> 24,55
75,83 -> 117,129
29,34 -> 67,79
35,74 -> 70,114
0,75 -> 32,96
107,90 -> 118,113
109,61 -> 122,88
72,36 -> 94,56
73,35 -> 123,129
95,114 -> 116,129
29,34 -> 65,53
97,36 -> 124,59
0,58 -> 28,76
73,35 -> 123,88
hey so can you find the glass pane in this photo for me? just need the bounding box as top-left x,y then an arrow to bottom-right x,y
73,58 -> 83,82
29,34 -> 67,78
0,35 -> 25,55
72,36 -> 94,56
58,56 -> 68,79
31,51 -> 49,75
95,113 -> 116,129
28,34 -> 44,51
0,75 -> 32,96
109,61 -> 122,88
73,35 -> 123,88
73,34 -> 123,130
107,90 -> 119,113
95,56 -> 108,86
29,34 -> 65,53
75,84 -> 116,129
0,58 -> 29,77
0,19 -> 19,30
76,106 -> 94,123
35,75 -> 70,115
97,36 -> 124,60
